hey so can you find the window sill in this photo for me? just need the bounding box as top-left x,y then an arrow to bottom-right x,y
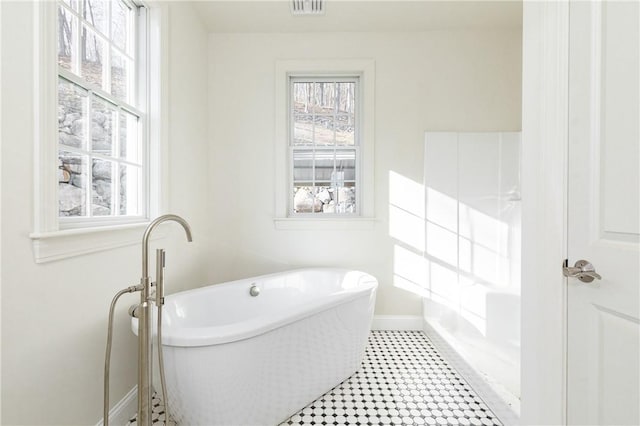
274,217 -> 377,230
29,222 -> 163,264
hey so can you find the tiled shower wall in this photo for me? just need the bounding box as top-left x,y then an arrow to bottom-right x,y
422,132 -> 521,413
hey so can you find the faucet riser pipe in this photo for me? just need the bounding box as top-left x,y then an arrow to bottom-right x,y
137,278 -> 153,425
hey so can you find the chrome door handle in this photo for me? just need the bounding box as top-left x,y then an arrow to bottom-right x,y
563,260 -> 602,283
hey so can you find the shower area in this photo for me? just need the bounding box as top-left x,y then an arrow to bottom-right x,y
422,132 -> 521,416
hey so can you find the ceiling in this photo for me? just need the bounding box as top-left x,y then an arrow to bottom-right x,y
190,0 -> 523,33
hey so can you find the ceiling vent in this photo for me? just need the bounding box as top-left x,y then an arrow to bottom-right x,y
291,0 -> 325,16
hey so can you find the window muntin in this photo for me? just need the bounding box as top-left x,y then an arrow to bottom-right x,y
57,0 -> 145,224
290,77 -> 359,215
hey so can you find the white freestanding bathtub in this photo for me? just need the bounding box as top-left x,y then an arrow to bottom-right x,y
132,268 -> 378,425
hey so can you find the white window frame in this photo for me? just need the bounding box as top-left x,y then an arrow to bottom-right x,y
57,0 -> 146,228
289,76 -> 361,216
274,59 -> 376,230
30,1 -> 168,263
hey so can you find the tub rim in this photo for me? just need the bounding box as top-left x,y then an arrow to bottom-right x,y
132,267 -> 378,347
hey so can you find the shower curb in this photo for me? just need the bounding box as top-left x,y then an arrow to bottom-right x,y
422,321 -> 520,426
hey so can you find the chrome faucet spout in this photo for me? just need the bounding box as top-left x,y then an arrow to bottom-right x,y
142,214 -> 193,279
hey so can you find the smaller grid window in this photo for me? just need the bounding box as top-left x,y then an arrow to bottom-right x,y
57,0 -> 145,223
290,77 -> 359,215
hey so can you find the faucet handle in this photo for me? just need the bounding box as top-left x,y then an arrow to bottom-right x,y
147,285 -> 156,304
128,304 -> 140,318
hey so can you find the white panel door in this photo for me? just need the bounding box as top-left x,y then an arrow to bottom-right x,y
567,1 -> 640,425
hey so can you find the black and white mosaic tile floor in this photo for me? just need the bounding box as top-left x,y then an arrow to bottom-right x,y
128,330 -> 502,426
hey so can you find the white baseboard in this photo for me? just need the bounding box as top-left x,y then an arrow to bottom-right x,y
96,386 -> 137,426
371,315 -> 422,330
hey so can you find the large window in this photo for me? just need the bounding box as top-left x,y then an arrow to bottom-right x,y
57,0 -> 145,225
290,77 -> 359,215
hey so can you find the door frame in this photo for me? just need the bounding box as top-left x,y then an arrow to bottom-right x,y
521,1 -> 569,425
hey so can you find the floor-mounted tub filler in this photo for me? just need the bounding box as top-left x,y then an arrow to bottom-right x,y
103,214 -> 194,426
132,268 -> 378,425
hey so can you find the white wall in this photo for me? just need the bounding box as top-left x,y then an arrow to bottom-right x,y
0,2 -> 209,424
207,31 -> 521,315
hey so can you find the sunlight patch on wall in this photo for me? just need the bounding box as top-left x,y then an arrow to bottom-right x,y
426,221 -> 458,268
388,171 -> 429,298
459,203 -> 508,253
389,205 -> 425,252
426,187 -> 457,233
428,261 -> 460,310
389,171 -> 425,218
393,244 -> 428,296
388,171 -> 425,252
